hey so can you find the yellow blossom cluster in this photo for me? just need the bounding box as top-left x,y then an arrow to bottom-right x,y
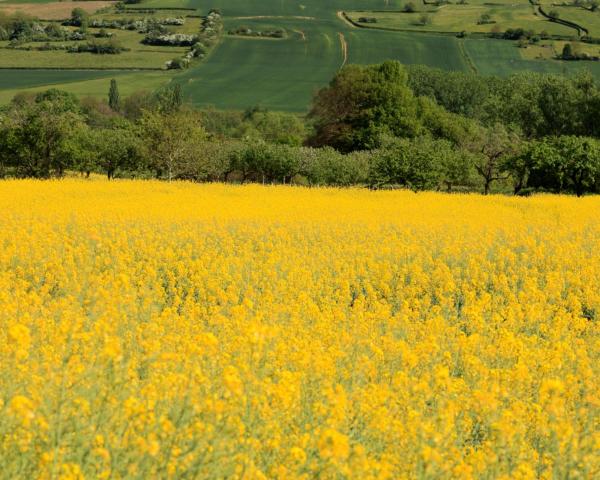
0,180 -> 599,479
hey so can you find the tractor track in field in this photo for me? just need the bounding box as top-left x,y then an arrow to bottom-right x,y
338,32 -> 348,68
293,29 -> 307,41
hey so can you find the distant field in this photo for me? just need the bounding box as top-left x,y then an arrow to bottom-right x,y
174,16 -> 475,112
0,16 -> 200,70
173,18 -> 343,111
0,70 -> 172,104
465,37 -> 600,76
549,5 -> 600,36
2,0 -> 600,110
346,5 -> 575,37
134,0 -> 405,17
0,70 -> 124,90
0,1 -> 114,20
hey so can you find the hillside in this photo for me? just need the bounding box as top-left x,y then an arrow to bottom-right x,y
3,0 -> 600,109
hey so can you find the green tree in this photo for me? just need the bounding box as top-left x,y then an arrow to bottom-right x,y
562,43 -> 573,59
70,8 -> 89,27
108,79 -> 120,112
309,61 -> 421,152
140,110 -> 207,181
467,123 -> 521,194
0,90 -> 84,178
370,136 -> 462,191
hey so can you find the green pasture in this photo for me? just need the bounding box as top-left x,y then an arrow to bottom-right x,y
547,6 -> 600,37
130,0 -> 405,17
0,70 -> 171,103
465,37 -> 600,76
346,5 -> 574,36
173,18 -> 343,112
345,29 -> 469,71
0,17 -> 199,69
0,69 -> 124,90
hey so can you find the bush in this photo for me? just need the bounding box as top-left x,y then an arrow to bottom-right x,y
69,39 -> 127,54
403,2 -> 416,13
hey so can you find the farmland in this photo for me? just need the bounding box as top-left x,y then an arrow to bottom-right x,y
1,180 -> 599,478
2,0 -> 600,110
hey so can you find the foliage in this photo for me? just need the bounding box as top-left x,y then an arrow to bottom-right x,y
309,61 -> 421,152
108,79 -> 120,112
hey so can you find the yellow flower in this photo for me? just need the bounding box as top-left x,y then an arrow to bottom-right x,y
289,446 -> 307,464
318,428 -> 350,461
223,365 -> 244,397
8,395 -> 35,427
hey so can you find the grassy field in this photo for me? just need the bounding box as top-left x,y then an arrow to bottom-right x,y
0,16 -> 200,70
346,5 -> 575,36
0,1 -> 113,20
548,5 -> 600,36
1,180 -> 599,478
0,70 -> 172,104
465,37 -> 600,76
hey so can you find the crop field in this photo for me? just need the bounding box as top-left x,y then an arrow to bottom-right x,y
464,37 -> 600,77
0,2 -> 114,20
2,0 -> 600,110
0,70 -> 171,104
1,180 -> 599,478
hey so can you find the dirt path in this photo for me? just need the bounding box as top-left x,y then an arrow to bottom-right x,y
338,32 -> 348,68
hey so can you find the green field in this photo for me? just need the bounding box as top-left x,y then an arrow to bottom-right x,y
465,37 -> 600,76
0,70 -> 170,104
346,4 -> 575,37
2,0 -> 600,110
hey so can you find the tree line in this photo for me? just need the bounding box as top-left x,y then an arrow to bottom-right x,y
2,62 -> 600,195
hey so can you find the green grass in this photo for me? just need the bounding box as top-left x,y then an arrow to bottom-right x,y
346,5 -> 574,36
545,5 -> 600,37
465,36 -> 600,76
0,70 -> 172,103
346,29 -> 469,70
0,70 -> 126,90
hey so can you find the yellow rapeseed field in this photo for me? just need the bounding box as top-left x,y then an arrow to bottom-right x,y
1,180 -> 599,480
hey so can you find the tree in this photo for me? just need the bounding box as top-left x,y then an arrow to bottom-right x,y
70,8 -> 89,27
0,90 -> 84,178
139,110 -> 207,181
478,13 -> 492,24
551,136 -> 600,196
108,79 -> 120,112
96,124 -> 141,179
562,43 -> 573,59
418,14 -> 431,26
467,123 -> 521,194
403,2 -> 416,12
154,84 -> 183,114
369,136 -> 462,191
309,61 -> 421,152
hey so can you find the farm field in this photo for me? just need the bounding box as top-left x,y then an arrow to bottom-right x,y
0,70 -> 170,104
464,37 -> 600,76
3,0 -> 600,110
345,5 -> 575,37
1,180 -> 599,478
